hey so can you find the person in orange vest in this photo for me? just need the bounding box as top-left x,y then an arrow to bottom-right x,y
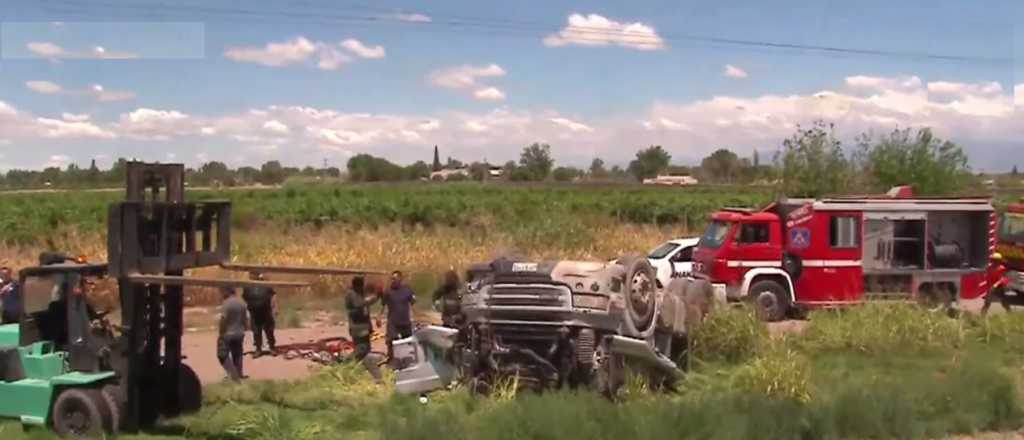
981,253 -> 1011,315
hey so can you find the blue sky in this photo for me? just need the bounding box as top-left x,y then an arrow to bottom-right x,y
0,0 -> 1020,171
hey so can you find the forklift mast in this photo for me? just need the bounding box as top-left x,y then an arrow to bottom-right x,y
108,162 -> 222,430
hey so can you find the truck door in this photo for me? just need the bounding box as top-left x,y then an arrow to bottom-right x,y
863,219 -> 895,271
734,221 -> 780,264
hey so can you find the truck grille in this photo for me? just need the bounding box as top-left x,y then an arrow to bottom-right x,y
487,284 -> 570,309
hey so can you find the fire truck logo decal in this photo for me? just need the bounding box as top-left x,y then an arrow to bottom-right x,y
790,227 -> 811,249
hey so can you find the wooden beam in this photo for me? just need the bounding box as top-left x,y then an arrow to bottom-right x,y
126,274 -> 308,289
220,263 -> 387,276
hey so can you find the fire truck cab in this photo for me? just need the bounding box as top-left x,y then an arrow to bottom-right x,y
996,200 -> 1024,294
692,186 -> 996,320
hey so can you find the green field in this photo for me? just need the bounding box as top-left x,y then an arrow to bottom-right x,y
0,183 -> 772,246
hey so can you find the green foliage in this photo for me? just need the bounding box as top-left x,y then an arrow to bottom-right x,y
799,304 -> 964,354
627,145 -> 671,181
0,183 -> 771,245
518,143 -> 554,181
346,154 -> 407,182
552,166 -> 582,182
690,306 -> 765,364
588,158 -> 608,178
776,121 -> 852,197
860,128 -> 974,195
700,148 -> 744,183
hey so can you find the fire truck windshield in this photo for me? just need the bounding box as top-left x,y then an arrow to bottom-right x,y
700,221 -> 732,249
1000,212 -> 1024,241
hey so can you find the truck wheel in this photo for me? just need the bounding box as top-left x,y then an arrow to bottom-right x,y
101,384 -> 123,433
51,388 -> 109,437
749,279 -> 790,322
622,257 -> 658,335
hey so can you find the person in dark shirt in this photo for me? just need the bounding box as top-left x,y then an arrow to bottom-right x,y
380,270 -> 416,361
0,267 -> 22,324
432,269 -> 462,327
218,287 -> 249,382
242,272 -> 277,357
345,276 -> 383,382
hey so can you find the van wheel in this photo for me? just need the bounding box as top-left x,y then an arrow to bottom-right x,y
622,257 -> 658,335
51,388 -> 109,437
749,279 -> 790,322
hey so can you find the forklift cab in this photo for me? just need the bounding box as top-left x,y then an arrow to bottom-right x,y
17,262 -> 112,374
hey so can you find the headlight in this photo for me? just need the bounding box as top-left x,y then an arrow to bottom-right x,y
573,294 -> 609,311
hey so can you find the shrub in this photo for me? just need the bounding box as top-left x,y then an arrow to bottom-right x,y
690,306 -> 766,364
799,303 -> 964,355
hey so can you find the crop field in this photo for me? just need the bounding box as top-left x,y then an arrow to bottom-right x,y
2,304 -> 1022,440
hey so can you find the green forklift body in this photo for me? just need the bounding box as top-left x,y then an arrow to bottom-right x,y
0,325 -> 115,425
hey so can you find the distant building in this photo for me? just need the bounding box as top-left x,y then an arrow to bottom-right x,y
430,168 -> 470,181
642,174 -> 699,186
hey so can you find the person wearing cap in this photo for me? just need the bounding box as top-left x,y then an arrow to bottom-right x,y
242,272 -> 277,357
982,252 -> 1011,315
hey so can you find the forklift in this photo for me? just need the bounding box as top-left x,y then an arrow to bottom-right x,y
0,162 -> 380,436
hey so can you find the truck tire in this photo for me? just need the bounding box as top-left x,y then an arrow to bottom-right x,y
749,279 -> 790,322
621,257 -> 658,336
51,388 -> 109,437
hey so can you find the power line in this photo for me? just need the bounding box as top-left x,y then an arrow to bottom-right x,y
43,0 -> 1012,65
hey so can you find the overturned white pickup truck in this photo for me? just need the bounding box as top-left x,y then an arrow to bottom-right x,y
392,256 -> 720,397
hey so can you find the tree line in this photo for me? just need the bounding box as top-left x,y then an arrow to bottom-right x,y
0,121 -> 985,196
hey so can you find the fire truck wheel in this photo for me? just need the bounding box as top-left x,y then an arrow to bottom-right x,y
51,388 -> 109,437
749,279 -> 790,322
622,257 -> 658,335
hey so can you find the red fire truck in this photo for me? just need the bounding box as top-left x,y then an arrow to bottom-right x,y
691,186 -> 996,320
996,199 -> 1024,297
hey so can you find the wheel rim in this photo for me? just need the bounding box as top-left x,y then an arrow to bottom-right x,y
62,400 -> 90,434
630,272 -> 654,317
757,291 -> 778,318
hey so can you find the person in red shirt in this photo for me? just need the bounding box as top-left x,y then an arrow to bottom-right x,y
981,253 -> 1011,315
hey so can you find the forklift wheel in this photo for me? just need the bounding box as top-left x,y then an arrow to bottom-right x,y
51,388 -> 109,437
179,364 -> 203,413
101,384 -> 123,432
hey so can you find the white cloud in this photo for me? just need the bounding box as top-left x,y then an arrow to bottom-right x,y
724,64 -> 748,79
429,64 -> 507,100
1015,84 -> 1023,107
262,120 -> 290,134
46,155 -> 71,168
26,80 -> 62,94
316,46 -> 352,71
340,39 -> 386,59
25,80 -> 134,101
473,87 -> 506,101
35,118 -> 116,139
224,37 -> 317,66
225,37 -> 383,70
394,12 -> 431,23
429,64 -> 505,89
62,113 -> 90,122
117,108 -> 193,140
543,13 -> 665,50
27,42 -> 65,58
26,41 -> 138,60
550,117 -> 594,132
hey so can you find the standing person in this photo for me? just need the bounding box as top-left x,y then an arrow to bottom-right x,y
0,267 -> 22,325
982,252 -> 1012,315
345,276 -> 383,382
432,270 -> 463,328
218,286 -> 249,382
380,270 -> 416,361
242,272 -> 277,357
